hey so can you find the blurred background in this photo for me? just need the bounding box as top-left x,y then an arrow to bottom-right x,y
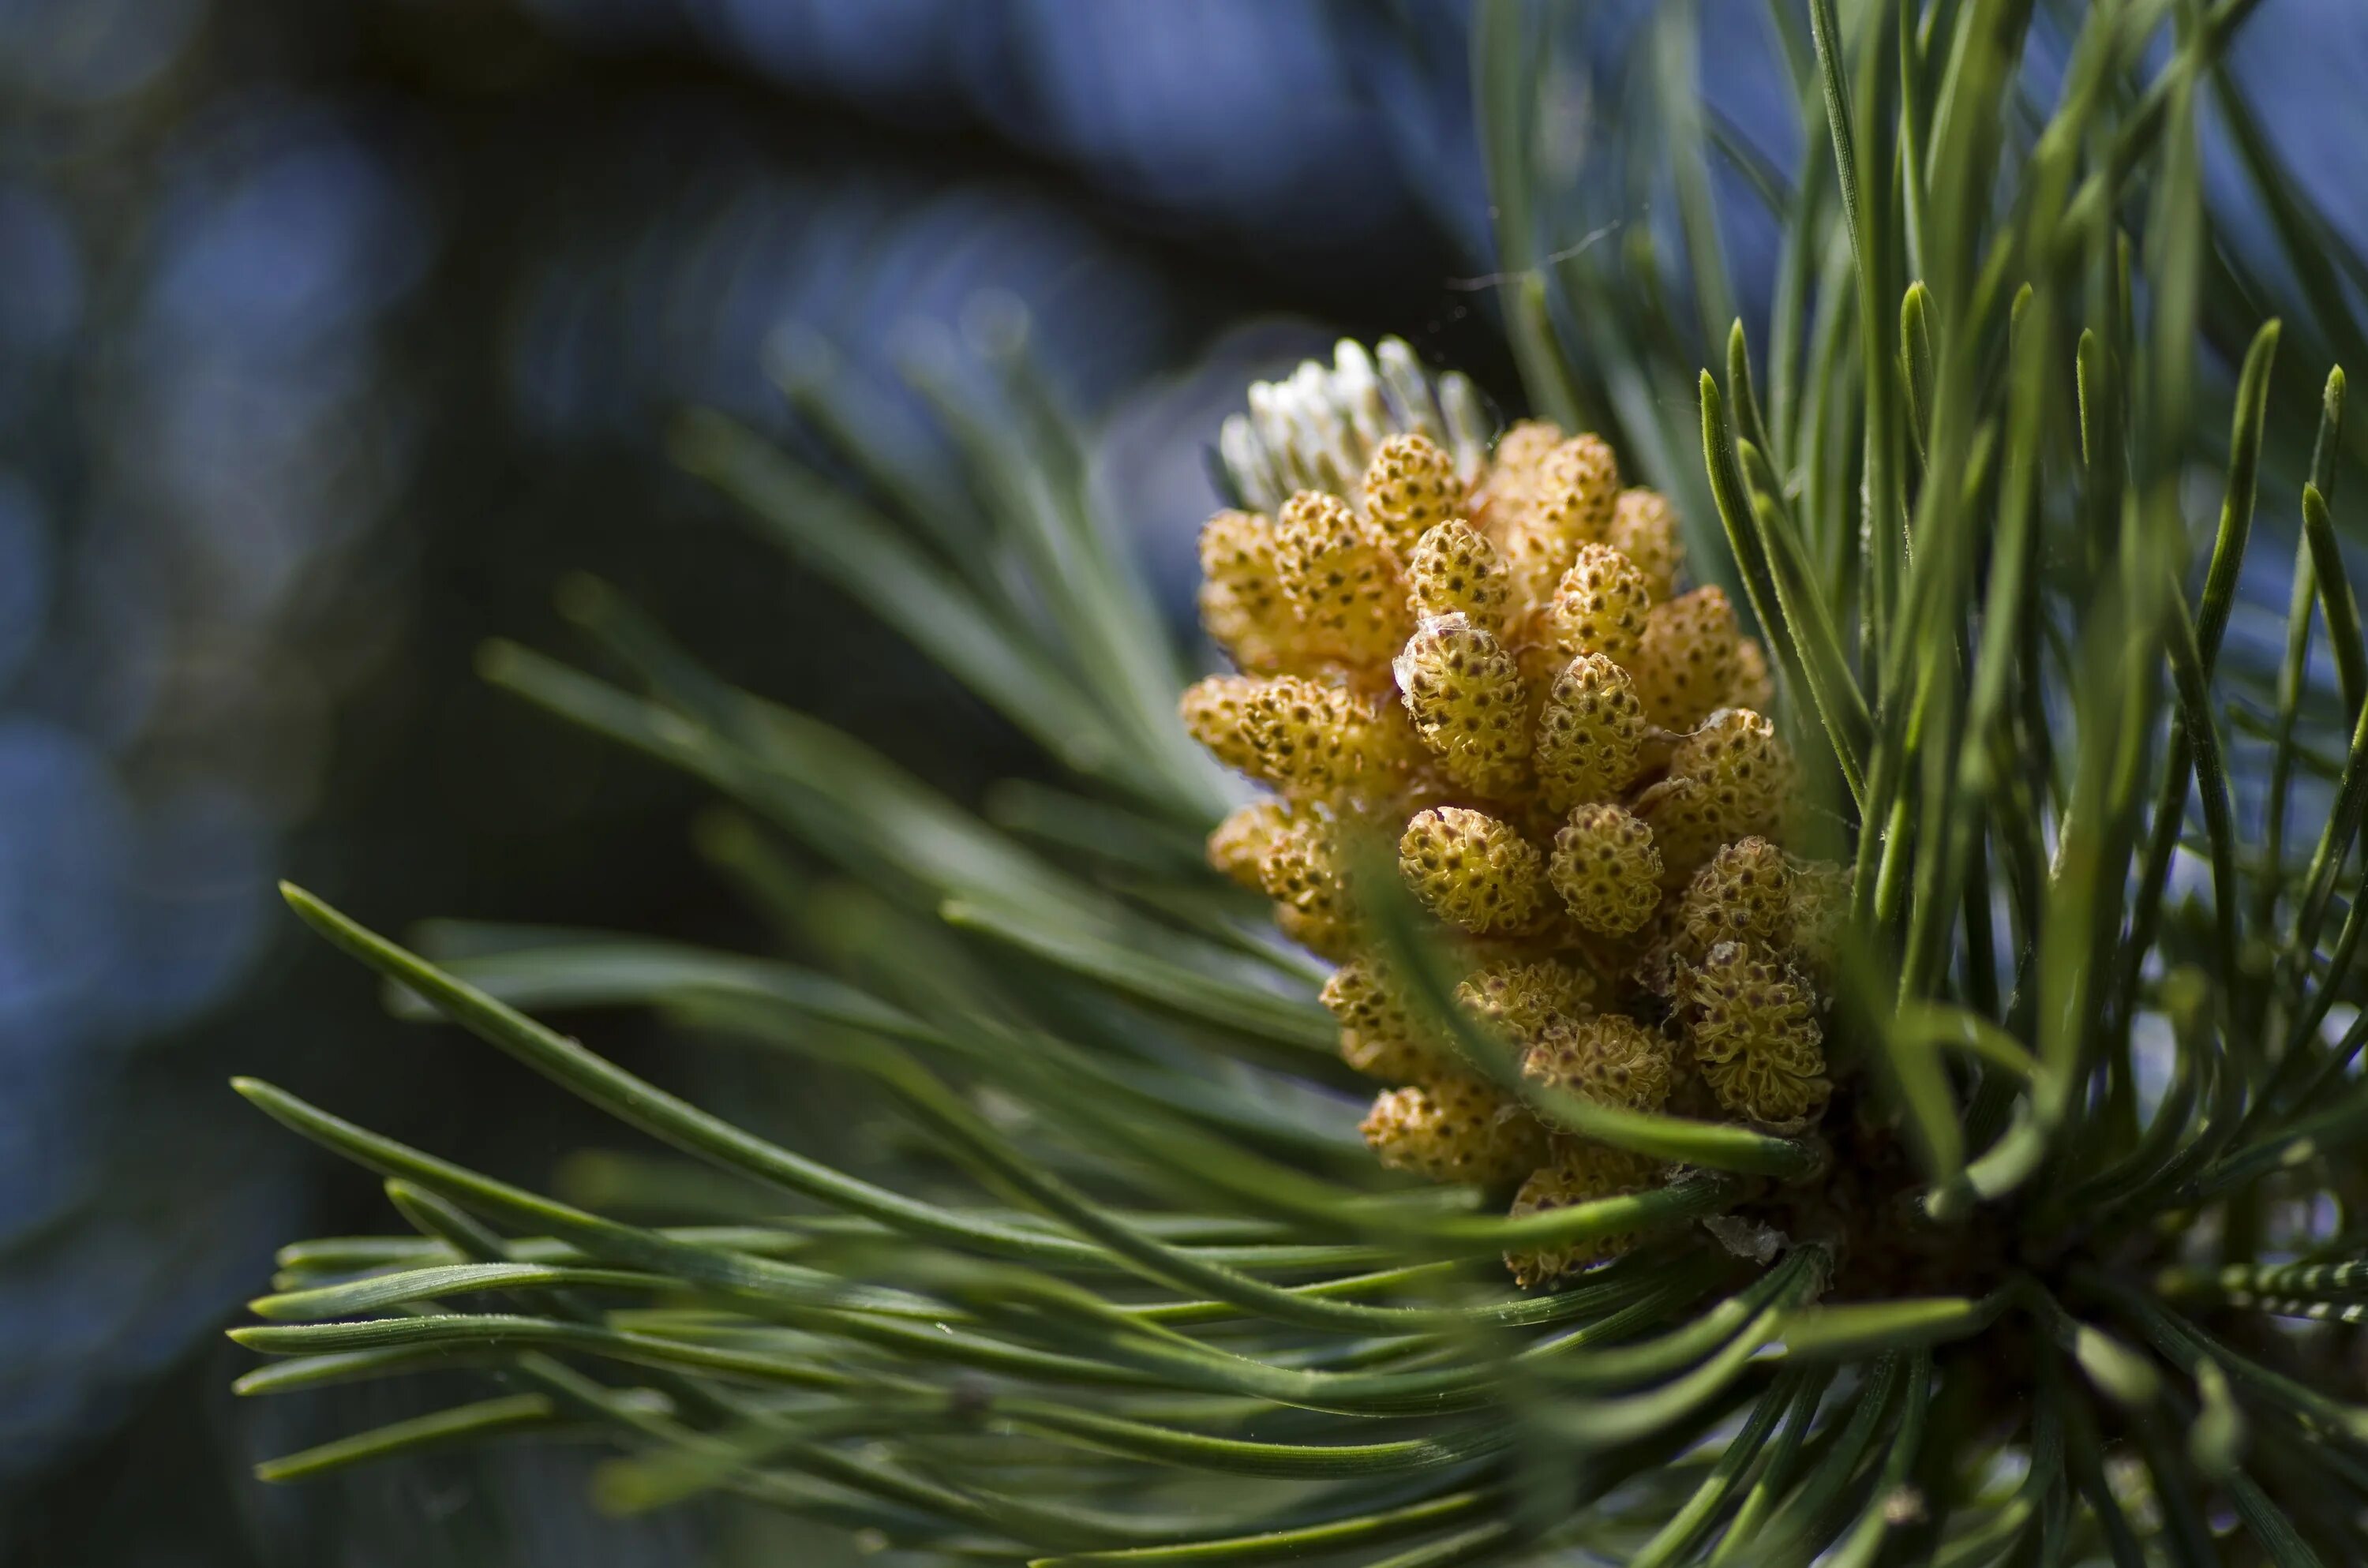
2,1 -> 2363,1563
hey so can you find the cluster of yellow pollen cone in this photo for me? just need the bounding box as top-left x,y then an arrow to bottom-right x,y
1181,418 -> 1848,1286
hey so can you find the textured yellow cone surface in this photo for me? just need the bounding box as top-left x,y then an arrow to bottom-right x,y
1406,519 -> 1512,633
1395,615 -> 1531,798
1531,653 -> 1647,814
1547,542 -> 1654,664
1227,676 -> 1385,795
1675,836 -> 1794,958
1536,435 -> 1621,538
1509,435 -> 1618,579
1177,376 -> 1839,1279
1728,636 -> 1775,710
1504,1142 -> 1666,1287
1197,508 -> 1295,672
1275,490 -> 1411,665
1324,960 -> 1438,1082
1399,806 -> 1547,934
1629,773 -> 1730,891
1482,420 -> 1566,537
1549,803 -> 1663,937
1785,855 -> 1851,982
1359,432 -> 1463,557
1633,586 -> 1740,729
1257,816 -> 1354,956
1606,487 -> 1684,602
1523,1013 -> 1677,1113
1688,940 -> 1830,1125
1179,675 -> 1266,776
1669,707 -> 1795,844
1361,1079 -> 1546,1184
1206,799 -> 1295,889
1458,957 -> 1598,1047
